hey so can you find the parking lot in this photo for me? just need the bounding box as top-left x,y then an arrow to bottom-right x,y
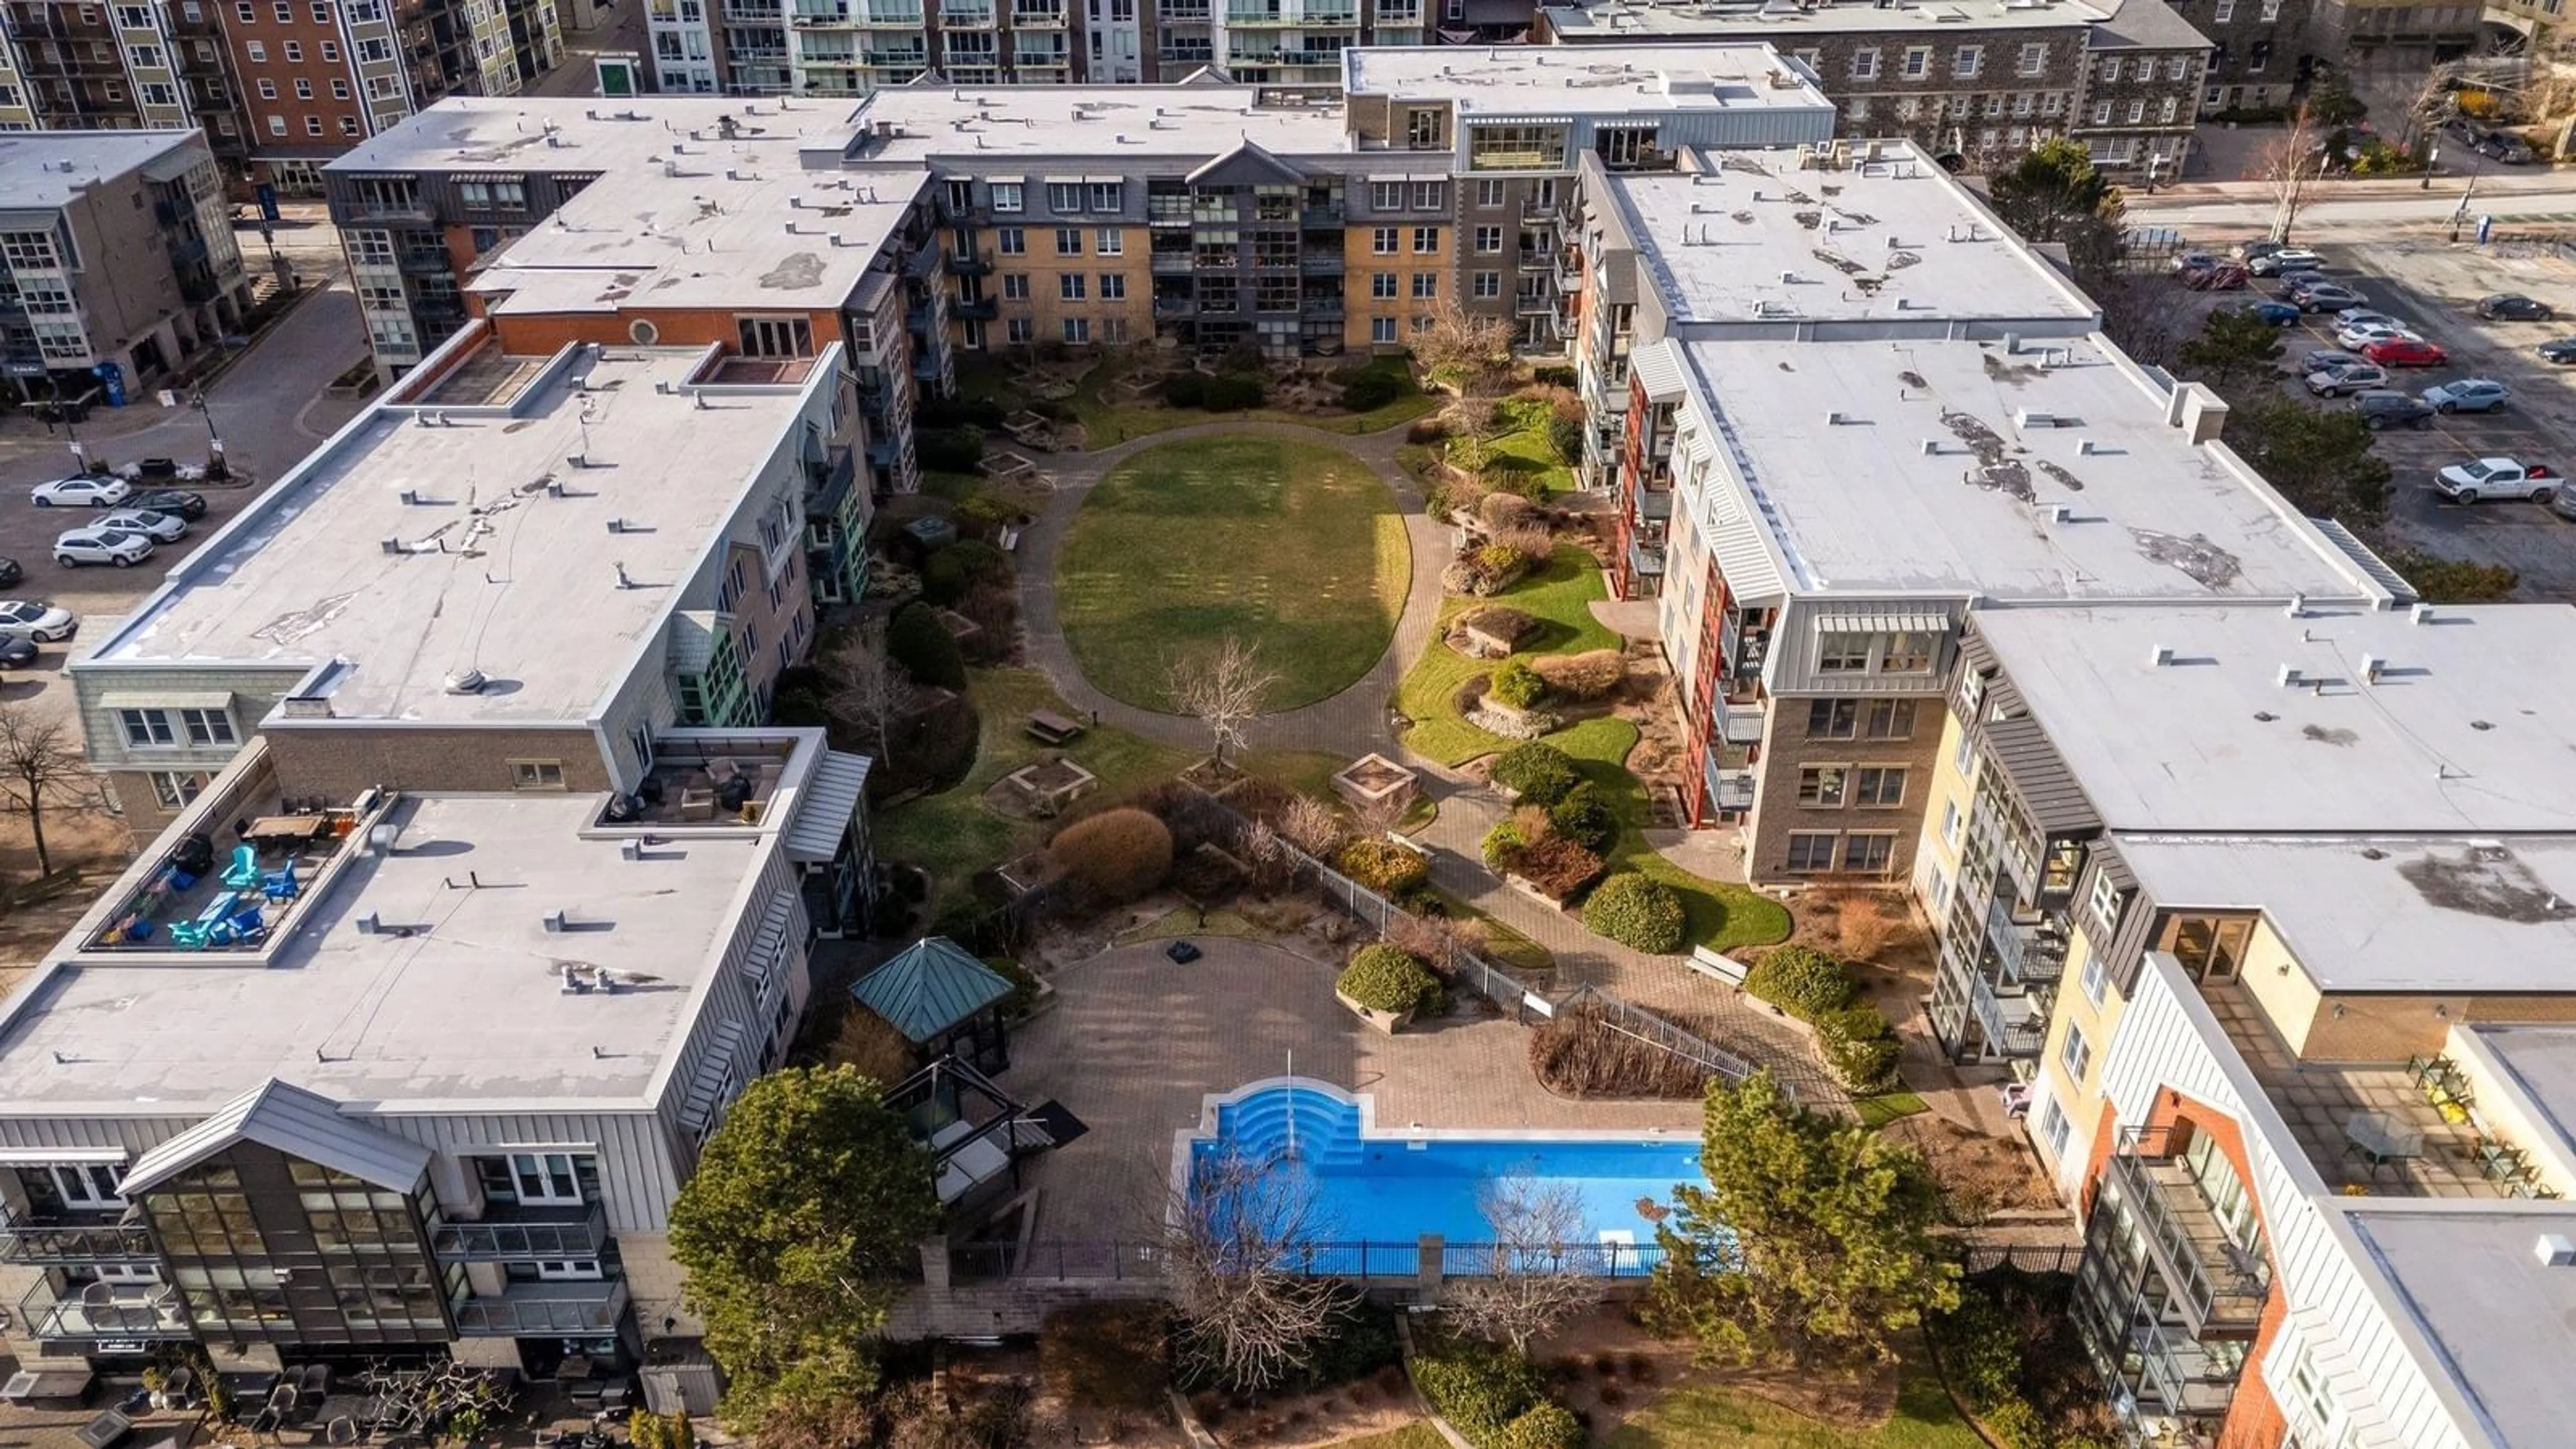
2174,235 -> 2576,600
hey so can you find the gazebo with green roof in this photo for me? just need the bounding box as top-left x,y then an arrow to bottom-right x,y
850,936 -> 1016,1074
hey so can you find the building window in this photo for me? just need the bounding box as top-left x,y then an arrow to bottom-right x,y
2213,0 -> 2234,17
1474,178 -> 1503,207
738,317 -> 812,357
2018,42 -> 2047,74
1412,180 -> 1444,210
1953,44 -> 1981,77
1785,832 -> 1837,873
1939,799 -> 1962,848
1087,180 -> 1122,211
1472,271 -> 1500,299
282,38 -> 301,59
1882,631 -> 1933,673
257,78 -> 276,99
1002,274 -> 1028,300
1370,180 -> 1404,211
2089,868 -> 2123,937
332,78 -> 350,99
511,760 -> 566,790
1411,273 -> 1436,299
1099,274 -> 1125,299
1371,317 -> 1396,343
1797,767 -> 1848,808
178,708 -> 234,746
246,40 -> 265,59
1843,833 -> 1894,872
118,708 -> 176,747
1046,181 -> 1082,213
1412,225 -> 1438,254
997,226 -> 1025,254
2059,1021 -> 2091,1083
1095,227 -> 1122,255
1102,317 -> 1130,343
2092,101 -> 2114,125
2037,1097 -> 2071,1155
1404,105 -> 1443,148
2167,54 -> 2190,80
2166,915 -> 2253,982
1063,317 -> 1089,343
1371,272 -> 1396,299
234,0 -> 252,16
1901,46 -> 1929,78
2098,56 -> 2120,82
1807,699 -> 1858,740
1007,317 -> 1033,343
1817,632 -> 1872,673
148,770 -> 205,810
1849,47 -> 1878,80
1862,699 -> 1915,739
1055,227 -> 1082,255
1059,273 -> 1085,300
1474,224 -> 1502,254
991,181 -> 1023,212
2159,96 -> 2179,123
2080,947 -> 2110,1006
1854,767 -> 1906,808
1372,226 -> 1397,255
2127,99 -> 2147,124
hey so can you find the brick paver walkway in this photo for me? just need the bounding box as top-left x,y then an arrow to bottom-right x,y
1008,937 -> 1706,1242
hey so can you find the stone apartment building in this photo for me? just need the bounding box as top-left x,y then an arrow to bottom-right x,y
0,130 -> 247,407
2168,0 -> 2314,114
1536,0 -> 2209,173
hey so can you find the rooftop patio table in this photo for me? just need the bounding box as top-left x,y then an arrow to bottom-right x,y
243,814 -> 330,846
2343,1110 -> 2426,1178
195,890 -> 240,926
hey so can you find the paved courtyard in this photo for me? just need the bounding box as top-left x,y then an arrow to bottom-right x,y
1005,936 -> 1705,1243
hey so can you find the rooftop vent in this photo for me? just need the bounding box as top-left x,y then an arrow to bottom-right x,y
2043,503 -> 2072,525
355,912 -> 381,935
2286,592 -> 2308,619
2536,1234 -> 2576,1268
2412,602 -> 2437,626
2149,644 -> 2173,667
443,667 -> 488,696
544,910 -> 571,934
2277,664 -> 2303,689
2360,653 -> 2385,685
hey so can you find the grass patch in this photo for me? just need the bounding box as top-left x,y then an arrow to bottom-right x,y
1481,396 -> 1577,498
1605,1364 -> 1983,1449
1856,1089 -> 1932,1128
1424,884 -> 1556,977
1331,1425 -> 1448,1449
1058,435 -> 1409,712
1395,544 -> 1619,765
869,667 -> 1192,918
961,354 -> 1436,448
1121,906 -> 1268,943
1238,747 -> 1351,804
1552,719 -> 1791,954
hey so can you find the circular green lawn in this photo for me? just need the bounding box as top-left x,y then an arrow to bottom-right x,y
1055,436 -> 1409,713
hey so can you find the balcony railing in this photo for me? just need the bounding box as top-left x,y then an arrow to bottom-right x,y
0,1201 -> 155,1265
2107,1140 -> 2269,1333
453,1277 -> 629,1336
2132,1318 -> 2241,1417
430,1201 -> 609,1262
21,1279 -> 192,1342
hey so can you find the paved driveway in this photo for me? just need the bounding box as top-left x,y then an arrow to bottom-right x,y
1004,936 -> 1703,1242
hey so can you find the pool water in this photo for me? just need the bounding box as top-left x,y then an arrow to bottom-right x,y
1190,1085 -> 1703,1244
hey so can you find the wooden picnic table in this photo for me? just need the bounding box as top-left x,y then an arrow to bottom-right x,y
243,814 -> 331,845
1026,710 -> 1086,745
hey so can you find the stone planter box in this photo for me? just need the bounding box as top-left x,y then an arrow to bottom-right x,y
1332,752 -> 1418,813
1004,756 -> 1097,813
1505,873 -> 1580,911
1336,988 -> 1413,1035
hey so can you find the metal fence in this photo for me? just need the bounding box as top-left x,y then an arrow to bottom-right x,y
945,1238 -> 1666,1283
1960,1242 -> 2082,1277
1556,983 -> 1762,1088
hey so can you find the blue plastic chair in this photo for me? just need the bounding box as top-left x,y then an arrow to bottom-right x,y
220,844 -> 261,891
165,921 -> 210,951
225,904 -> 266,943
262,859 -> 300,901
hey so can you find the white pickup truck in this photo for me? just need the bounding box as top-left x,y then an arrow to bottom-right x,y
2433,458 -> 2562,504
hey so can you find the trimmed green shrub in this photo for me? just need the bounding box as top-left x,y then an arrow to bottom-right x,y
983,956 -> 1042,1018
916,426 -> 985,474
920,539 -> 1008,606
1049,807 -> 1175,902
1336,944 -> 1442,1016
1497,1403 -> 1586,1449
1744,943 -> 1855,1022
1582,872 -> 1686,954
1819,1004 -> 1904,1093
1412,1339 -> 1548,1444
1530,365 -> 1578,388
1489,743 -> 1579,806
1340,370 -> 1406,411
1546,782 -> 1616,854
1546,412 -> 1584,467
1489,659 -> 1548,710
1481,820 -> 1527,871
886,601 -> 966,691
1203,374 -> 1265,411
1161,372 -> 1208,407
1980,1395 -> 2049,1449
1339,837 -> 1430,896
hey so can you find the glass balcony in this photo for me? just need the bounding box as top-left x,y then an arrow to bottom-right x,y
453,1277 -> 629,1336
430,1201 -> 608,1262
2105,1140 -> 2269,1333
21,1279 -> 191,1342
0,1201 -> 155,1265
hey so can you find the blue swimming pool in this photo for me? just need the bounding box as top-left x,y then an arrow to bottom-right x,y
1188,1084 -> 1703,1248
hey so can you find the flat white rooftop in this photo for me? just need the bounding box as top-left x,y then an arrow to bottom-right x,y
0,792 -> 767,1110
1680,336 -> 2372,600
1605,150 -> 2100,326
0,130 -> 204,212
1540,0 -> 2104,38
328,95 -> 847,176
2114,836 -> 2576,994
846,86 -> 1350,164
1975,604 -> 2576,834
2344,1208 -> 2576,1449
84,345 -> 808,724
1342,43 -> 1831,115
2473,1026 -> 2576,1159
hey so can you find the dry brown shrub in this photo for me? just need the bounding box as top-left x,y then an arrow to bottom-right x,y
1480,492 -> 1540,532
1278,794 -> 1347,859
829,1006 -> 918,1089
1529,649 -> 1626,701
1489,523 -> 1556,561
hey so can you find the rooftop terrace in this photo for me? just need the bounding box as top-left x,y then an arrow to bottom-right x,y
328,95 -> 845,176
1340,43 -> 1832,115
1973,604 -> 2576,835
1676,335 -> 2377,601
1605,148 -> 2100,328
843,86 -> 1351,164
80,339 -> 815,726
1540,0 -> 2106,38
0,786 -> 780,1112
0,129 -> 205,210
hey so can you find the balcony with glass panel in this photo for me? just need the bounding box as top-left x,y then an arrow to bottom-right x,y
0,1199 -> 155,1266
430,1200 -> 609,1262
21,1278 -> 192,1341
453,1277 -> 629,1336
2102,1128 -> 2269,1334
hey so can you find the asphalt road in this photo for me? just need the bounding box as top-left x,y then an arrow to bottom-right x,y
2125,172 -> 2576,238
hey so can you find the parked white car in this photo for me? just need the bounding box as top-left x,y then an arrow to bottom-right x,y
2336,321 -> 2420,351
0,599 -> 77,642
30,474 -> 131,508
95,508 -> 187,543
52,526 -> 154,568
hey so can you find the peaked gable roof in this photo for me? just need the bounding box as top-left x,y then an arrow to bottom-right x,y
851,937 -> 1013,1043
121,1079 -> 433,1197
1187,138 -> 1310,188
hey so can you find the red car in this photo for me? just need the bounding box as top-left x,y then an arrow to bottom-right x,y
2363,337 -> 2450,368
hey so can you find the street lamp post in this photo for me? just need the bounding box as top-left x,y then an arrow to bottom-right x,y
191,389 -> 227,479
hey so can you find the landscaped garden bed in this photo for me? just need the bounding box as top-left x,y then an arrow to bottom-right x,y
959,352 -> 1436,449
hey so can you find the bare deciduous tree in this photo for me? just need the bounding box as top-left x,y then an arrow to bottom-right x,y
1241,818 -> 1295,894
1440,1174 -> 1602,1356
1163,1148 -> 1342,1392
823,625 -> 920,766
1410,302 -> 1515,394
2255,106 -> 2324,243
0,701 -> 83,877
1166,635 -> 1278,768
1277,794 -> 1348,860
